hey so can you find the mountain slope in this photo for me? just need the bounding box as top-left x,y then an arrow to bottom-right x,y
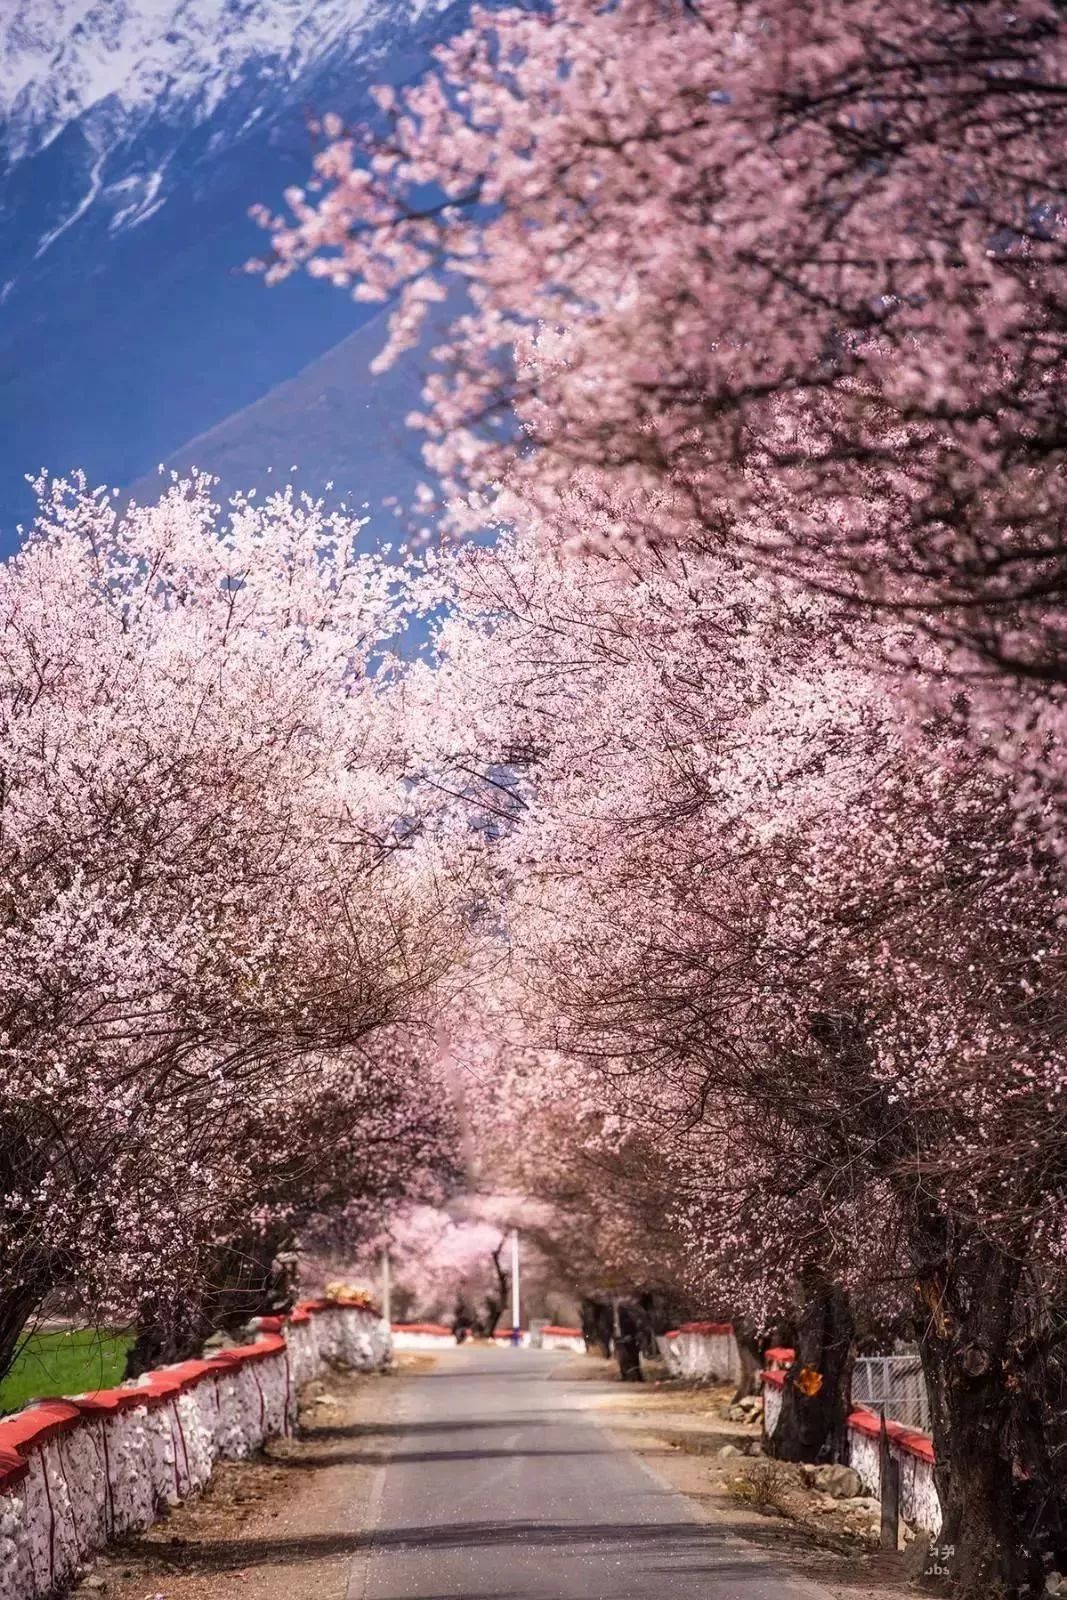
127,304 -> 431,523
0,0 -> 465,543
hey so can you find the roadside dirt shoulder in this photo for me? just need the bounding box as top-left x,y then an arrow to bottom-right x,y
73,1355 -> 430,1600
560,1357 -> 917,1600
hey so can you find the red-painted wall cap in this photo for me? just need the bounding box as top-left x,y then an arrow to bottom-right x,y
846,1408 -> 936,1463
0,1399 -> 83,1452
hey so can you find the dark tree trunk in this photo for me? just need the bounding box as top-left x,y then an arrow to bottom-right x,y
124,1231 -> 295,1379
198,1233 -> 297,1339
732,1321 -> 763,1403
125,1295 -> 209,1377
616,1302 -> 643,1382
0,1283 -> 47,1387
912,1235 -> 1044,1598
768,1272 -> 854,1464
480,1241 -> 510,1336
581,1296 -> 613,1358
616,1334 -> 643,1381
636,1292 -> 662,1359
1010,1300 -> 1067,1593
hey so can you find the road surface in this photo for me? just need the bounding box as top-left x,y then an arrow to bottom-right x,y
346,1346 -> 833,1600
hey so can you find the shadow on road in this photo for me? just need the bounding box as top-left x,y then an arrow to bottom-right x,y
111,1518 -> 745,1578
306,1415 -> 569,1440
274,1445 -> 642,1468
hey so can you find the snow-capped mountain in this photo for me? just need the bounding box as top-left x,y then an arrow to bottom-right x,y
4,2 -> 416,153
0,0 -> 465,541
2,0 -> 449,246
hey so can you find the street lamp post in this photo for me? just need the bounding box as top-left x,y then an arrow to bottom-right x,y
510,1229 -> 521,1345
381,1246 -> 392,1327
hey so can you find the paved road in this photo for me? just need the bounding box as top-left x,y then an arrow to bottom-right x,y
346,1346 -> 832,1600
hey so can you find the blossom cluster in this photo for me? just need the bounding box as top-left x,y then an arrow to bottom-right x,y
0,473 -> 466,1368
261,0 -> 1067,829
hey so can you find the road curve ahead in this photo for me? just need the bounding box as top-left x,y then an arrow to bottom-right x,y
346,1346 -> 832,1600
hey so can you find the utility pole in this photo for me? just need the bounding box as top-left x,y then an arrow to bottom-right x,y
510,1228 -> 521,1342
381,1246 -> 392,1326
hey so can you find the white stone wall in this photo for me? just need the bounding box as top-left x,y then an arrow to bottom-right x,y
106,1407 -> 156,1535
316,1311 -> 390,1372
657,1334 -> 680,1373
846,1417 -> 941,1535
390,1325 -> 456,1350
762,1378 -> 783,1435
761,1369 -> 942,1539
540,1332 -> 585,1353
664,1325 -> 741,1383
284,1317 -> 318,1388
0,1304 -> 388,1600
0,1486 -> 31,1600
897,1445 -> 940,1534
847,1422 -> 881,1498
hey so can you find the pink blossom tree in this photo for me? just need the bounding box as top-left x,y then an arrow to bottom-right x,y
407,516 -> 1066,1595
0,472 -> 469,1375
125,1030 -> 461,1371
260,0 -> 1067,817
359,1204 -> 513,1327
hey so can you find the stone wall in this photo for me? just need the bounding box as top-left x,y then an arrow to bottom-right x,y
389,1322 -> 456,1349
0,1300 -> 389,1600
761,1364 -> 941,1535
845,1406 -> 941,1534
661,1322 -> 741,1383
658,1326 -> 943,1537
537,1326 -> 585,1353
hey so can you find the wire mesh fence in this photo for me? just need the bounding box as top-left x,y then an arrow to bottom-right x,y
853,1349 -> 931,1432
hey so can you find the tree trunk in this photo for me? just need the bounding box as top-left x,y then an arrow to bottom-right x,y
481,1241 -> 510,1336
1009,1299 -> 1067,1594
913,1241 -> 1038,1598
616,1334 -> 643,1381
768,1272 -> 854,1464
732,1321 -> 763,1403
616,1303 -> 643,1382
633,1292 -> 659,1356
0,1283 -> 46,1387
581,1297 -> 613,1358
211,1235 -> 297,1330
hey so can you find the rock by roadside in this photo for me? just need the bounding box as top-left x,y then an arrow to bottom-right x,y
725,1455 -> 918,1549
726,1393 -> 764,1424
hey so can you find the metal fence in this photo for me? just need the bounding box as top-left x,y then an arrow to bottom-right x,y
852,1349 -> 931,1432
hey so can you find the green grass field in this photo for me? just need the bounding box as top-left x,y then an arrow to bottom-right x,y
0,1329 -> 133,1415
